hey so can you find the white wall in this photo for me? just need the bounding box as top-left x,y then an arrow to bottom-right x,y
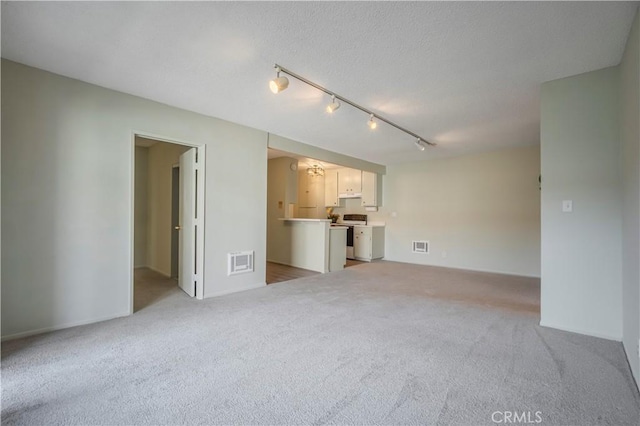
1,60 -> 268,338
620,9 -> 640,384
380,145 -> 541,277
145,141 -> 189,276
268,133 -> 385,175
266,157 -> 298,263
134,146 -> 148,268
540,66 -> 622,340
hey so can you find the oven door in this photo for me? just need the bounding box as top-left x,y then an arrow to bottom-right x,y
346,226 -> 355,260
346,226 -> 354,247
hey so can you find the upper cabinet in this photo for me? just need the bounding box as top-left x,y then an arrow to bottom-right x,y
337,168 -> 362,198
361,171 -> 381,207
324,169 -> 339,207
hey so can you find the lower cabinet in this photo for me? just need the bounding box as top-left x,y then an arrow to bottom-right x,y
353,226 -> 385,261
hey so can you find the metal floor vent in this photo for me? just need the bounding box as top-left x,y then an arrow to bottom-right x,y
228,251 -> 254,276
412,241 -> 429,254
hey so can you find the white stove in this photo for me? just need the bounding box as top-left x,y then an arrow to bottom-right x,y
340,214 -> 368,226
341,214 -> 367,259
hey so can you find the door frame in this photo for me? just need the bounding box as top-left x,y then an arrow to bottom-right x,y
130,131 -> 207,314
171,164 -> 180,280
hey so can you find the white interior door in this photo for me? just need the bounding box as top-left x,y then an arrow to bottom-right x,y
178,148 -> 197,297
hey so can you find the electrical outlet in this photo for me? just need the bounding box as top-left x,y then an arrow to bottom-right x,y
442,251 -> 447,258
562,200 -> 573,213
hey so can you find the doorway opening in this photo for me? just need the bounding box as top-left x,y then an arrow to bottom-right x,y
266,147 -> 370,286
132,134 -> 205,312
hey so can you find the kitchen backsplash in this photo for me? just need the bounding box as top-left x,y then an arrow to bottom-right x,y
330,198 -> 386,223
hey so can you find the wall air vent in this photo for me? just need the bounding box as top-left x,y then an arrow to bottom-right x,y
228,251 -> 254,276
412,241 -> 429,254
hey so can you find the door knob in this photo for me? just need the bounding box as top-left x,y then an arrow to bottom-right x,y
174,226 -> 181,230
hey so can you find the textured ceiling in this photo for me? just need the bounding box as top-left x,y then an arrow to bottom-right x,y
2,2 -> 638,165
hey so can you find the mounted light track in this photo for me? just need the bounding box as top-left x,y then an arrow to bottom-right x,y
326,95 -> 340,113
269,63 -> 435,149
368,114 -> 377,130
269,67 -> 289,94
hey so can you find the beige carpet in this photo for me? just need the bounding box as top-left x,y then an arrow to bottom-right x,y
2,261 -> 638,425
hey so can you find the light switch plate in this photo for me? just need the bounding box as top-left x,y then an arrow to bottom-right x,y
562,200 -> 573,213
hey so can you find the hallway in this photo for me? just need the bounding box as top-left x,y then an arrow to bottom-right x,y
134,268 -> 180,312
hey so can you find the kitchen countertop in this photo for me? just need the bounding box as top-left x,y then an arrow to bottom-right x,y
334,222 -> 386,228
278,218 -> 331,222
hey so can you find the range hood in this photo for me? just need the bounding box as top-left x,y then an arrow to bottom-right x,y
338,192 -> 361,199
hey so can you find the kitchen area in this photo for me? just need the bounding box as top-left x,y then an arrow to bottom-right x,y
266,148 -> 385,283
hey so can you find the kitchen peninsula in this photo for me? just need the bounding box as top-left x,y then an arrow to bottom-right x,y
273,218 -> 347,273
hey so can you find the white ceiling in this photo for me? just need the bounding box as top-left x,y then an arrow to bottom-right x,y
2,2 -> 638,165
135,136 -> 158,148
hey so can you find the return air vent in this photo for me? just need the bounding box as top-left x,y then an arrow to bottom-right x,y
228,251 -> 254,276
412,241 -> 429,254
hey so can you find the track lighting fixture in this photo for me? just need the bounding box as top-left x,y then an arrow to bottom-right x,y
269,64 -> 436,150
368,114 -> 377,130
326,95 -> 341,113
269,67 -> 289,94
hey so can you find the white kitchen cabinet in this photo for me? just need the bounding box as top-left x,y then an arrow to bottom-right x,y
354,227 -> 371,260
361,171 -> 382,207
324,169 -> 339,207
338,168 -> 362,198
329,226 -> 347,271
353,226 -> 385,261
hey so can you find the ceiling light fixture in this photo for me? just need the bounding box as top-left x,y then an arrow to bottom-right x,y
307,165 -> 325,177
269,66 -> 289,94
269,64 -> 435,149
368,114 -> 377,130
414,138 -> 426,151
326,95 -> 341,113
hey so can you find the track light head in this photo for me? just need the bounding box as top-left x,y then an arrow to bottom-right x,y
415,139 -> 426,151
368,114 -> 377,130
269,67 -> 289,93
326,95 -> 341,113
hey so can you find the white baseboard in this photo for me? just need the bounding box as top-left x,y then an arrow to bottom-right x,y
205,282 -> 266,298
140,265 -> 172,278
1,311 -> 131,341
538,320 -> 622,342
382,257 -> 541,279
266,259 -> 324,273
622,342 -> 640,392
